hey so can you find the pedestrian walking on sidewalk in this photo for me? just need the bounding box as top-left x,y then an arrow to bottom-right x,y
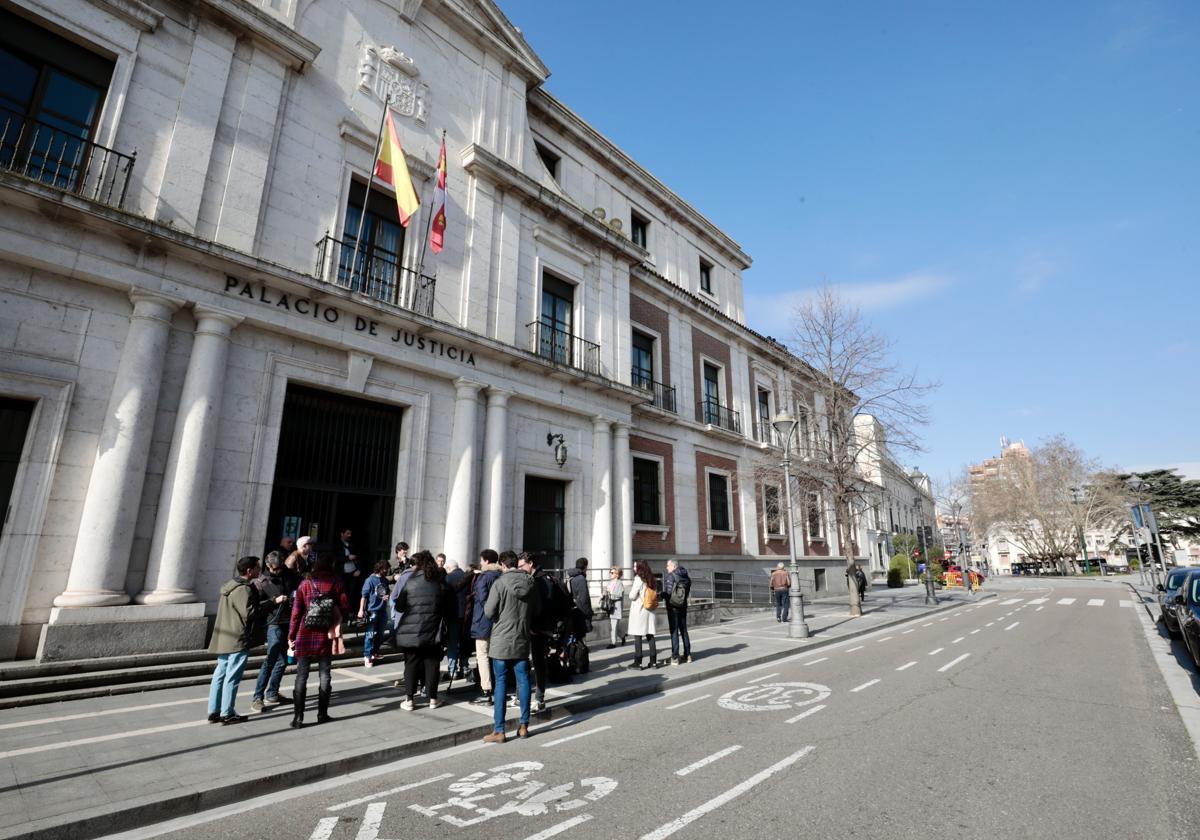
664,559 -> 692,664
483,551 -> 537,743
469,549 -> 504,706
627,561 -> 659,670
568,557 -> 594,633
207,555 -> 265,725
251,552 -> 298,711
444,560 -> 470,680
394,551 -> 451,710
358,559 -> 392,667
521,552 -> 559,713
770,563 -> 791,622
604,567 -> 625,649
288,552 -> 348,728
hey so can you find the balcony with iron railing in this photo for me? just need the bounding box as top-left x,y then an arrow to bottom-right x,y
0,110 -> 136,209
632,369 -> 677,413
755,417 -> 778,446
314,234 -> 436,318
697,398 -> 741,434
527,320 -> 602,376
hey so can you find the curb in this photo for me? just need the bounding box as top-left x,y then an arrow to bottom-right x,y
4,592 -> 992,840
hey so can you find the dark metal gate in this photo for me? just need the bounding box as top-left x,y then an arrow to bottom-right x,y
523,476 -> 566,571
266,385 -> 402,564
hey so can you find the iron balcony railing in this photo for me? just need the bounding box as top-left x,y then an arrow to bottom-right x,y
527,320 -> 601,375
632,370 -> 677,413
0,110 -> 136,208
697,398 -> 741,434
315,234 -> 436,318
756,418 -> 778,446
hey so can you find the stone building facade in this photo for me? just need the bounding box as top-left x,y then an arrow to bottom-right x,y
0,0 -> 861,661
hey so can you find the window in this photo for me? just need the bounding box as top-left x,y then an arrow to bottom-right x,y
699,258 -> 713,294
537,273 -> 574,365
534,141 -> 560,181
341,180 -> 406,296
1,8 -> 114,191
702,361 -> 721,423
756,388 -> 772,443
630,211 -> 649,249
633,457 -> 662,525
708,472 -> 731,532
632,330 -> 654,388
798,409 -> 811,451
806,492 -> 822,538
764,484 -> 783,536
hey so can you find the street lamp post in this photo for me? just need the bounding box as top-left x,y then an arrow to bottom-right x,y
1069,486 -> 1093,576
951,501 -> 972,598
915,494 -> 937,605
772,411 -> 810,639
1127,478 -> 1161,589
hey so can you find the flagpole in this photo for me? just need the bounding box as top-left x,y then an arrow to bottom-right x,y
349,95 -> 390,294
416,128 -> 445,280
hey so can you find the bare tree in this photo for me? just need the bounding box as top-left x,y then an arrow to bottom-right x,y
775,286 -> 936,617
970,435 -> 1099,574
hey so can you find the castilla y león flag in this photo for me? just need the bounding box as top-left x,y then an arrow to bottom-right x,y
375,109 -> 420,227
430,135 -> 447,253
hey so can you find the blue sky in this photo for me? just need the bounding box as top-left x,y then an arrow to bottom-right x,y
504,1 -> 1199,481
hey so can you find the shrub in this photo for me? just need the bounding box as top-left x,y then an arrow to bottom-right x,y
889,553 -> 914,575
886,568 -> 904,588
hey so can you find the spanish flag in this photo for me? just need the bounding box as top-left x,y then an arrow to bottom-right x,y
374,110 -> 420,227
430,134 -> 447,254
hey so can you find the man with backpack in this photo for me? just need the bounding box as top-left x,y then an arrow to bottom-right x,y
468,549 -> 504,706
206,556 -> 266,724
568,557 -> 593,633
519,553 -> 571,712
664,559 -> 692,665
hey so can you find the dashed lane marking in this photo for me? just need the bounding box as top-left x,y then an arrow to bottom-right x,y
952,637 -> 965,644
1087,599 -> 1105,606
938,653 -> 971,672
803,657 -> 829,666
540,725 -> 612,748
850,679 -> 881,693
986,622 -> 996,627
1005,622 -> 1020,631
327,773 -> 454,811
970,629 -> 981,635
928,648 -> 944,655
922,623 -> 934,627
847,646 -> 864,652
676,745 -> 743,776
746,673 -> 780,684
523,815 -> 593,840
1057,598 -> 1076,605
896,661 -> 917,671
665,694 -> 711,710
877,636 -> 894,643
1036,606 -> 1044,611
785,704 -> 827,724
639,747 -> 815,839
902,629 -> 916,634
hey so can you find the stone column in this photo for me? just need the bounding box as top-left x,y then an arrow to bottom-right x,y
591,417 -> 613,569
612,422 -> 634,575
477,388 -> 510,553
55,291 -> 181,608
137,307 -> 243,604
443,379 -> 482,566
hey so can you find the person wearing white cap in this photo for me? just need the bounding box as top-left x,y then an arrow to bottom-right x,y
289,536 -> 316,576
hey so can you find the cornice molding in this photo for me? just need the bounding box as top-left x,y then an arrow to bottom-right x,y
434,0 -> 548,83
198,0 -> 320,71
87,0 -> 162,31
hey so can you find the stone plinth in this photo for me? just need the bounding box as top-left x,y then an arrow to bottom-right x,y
36,603 -> 208,661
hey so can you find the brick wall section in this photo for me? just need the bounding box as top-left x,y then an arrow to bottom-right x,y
754,482 -> 789,557
629,293 -> 671,387
694,451 -> 744,555
630,434 -> 675,554
691,326 -> 732,423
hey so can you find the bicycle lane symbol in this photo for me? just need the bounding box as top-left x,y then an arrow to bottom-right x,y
717,681 -> 832,712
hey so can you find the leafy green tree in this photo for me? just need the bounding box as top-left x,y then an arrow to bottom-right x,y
1114,469 -> 1200,543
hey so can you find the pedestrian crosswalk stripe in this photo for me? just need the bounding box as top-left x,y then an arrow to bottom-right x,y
1087,598 -> 1104,606
1057,598 -> 1076,605
1028,598 -> 1048,604
1119,601 -> 1134,608
1000,598 -> 1023,605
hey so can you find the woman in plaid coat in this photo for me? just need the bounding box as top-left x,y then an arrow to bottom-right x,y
288,552 -> 347,728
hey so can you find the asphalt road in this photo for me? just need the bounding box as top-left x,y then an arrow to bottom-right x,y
106,578 -> 1200,840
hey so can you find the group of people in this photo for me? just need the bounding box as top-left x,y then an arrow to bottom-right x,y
204,537 -> 696,743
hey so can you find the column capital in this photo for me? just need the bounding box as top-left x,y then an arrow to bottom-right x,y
192,305 -> 243,335
454,378 -> 484,398
486,387 -> 512,406
129,289 -> 185,321
593,415 -> 614,432
612,422 -> 631,438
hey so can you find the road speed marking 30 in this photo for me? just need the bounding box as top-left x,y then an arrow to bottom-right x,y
718,681 -> 832,712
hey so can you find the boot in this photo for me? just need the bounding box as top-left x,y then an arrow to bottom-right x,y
316,690 -> 333,724
290,695 -> 304,729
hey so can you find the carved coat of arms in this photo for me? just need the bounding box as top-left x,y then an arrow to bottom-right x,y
358,44 -> 429,124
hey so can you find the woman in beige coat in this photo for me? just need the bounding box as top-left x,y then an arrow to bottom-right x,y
626,561 -> 658,670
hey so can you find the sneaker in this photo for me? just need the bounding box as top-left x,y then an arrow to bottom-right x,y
364,657 -> 373,668
533,698 -> 546,713
508,695 -> 520,709
670,656 -> 680,666
626,661 -> 642,670
685,655 -> 694,663
250,698 -> 265,713
471,692 -> 493,706
429,698 -> 442,709
265,694 -> 288,705
206,712 -> 220,724
400,699 -> 415,711
483,731 -> 506,744
220,714 -> 248,725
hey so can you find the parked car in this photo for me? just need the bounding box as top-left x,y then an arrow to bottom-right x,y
1171,570 -> 1200,669
1158,567 -> 1192,637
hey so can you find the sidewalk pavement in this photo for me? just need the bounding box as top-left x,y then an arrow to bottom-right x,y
0,584 -> 989,840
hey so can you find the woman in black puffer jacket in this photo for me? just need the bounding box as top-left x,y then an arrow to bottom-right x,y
394,550 -> 451,710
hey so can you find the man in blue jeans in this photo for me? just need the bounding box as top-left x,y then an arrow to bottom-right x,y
358,559 -> 393,666
770,563 -> 791,622
664,559 -> 692,664
250,552 -> 298,711
482,551 -> 536,743
207,556 -> 265,725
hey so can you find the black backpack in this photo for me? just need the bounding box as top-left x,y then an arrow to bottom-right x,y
303,582 -> 337,629
540,575 -> 575,629
565,635 -> 590,674
668,576 -> 689,609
